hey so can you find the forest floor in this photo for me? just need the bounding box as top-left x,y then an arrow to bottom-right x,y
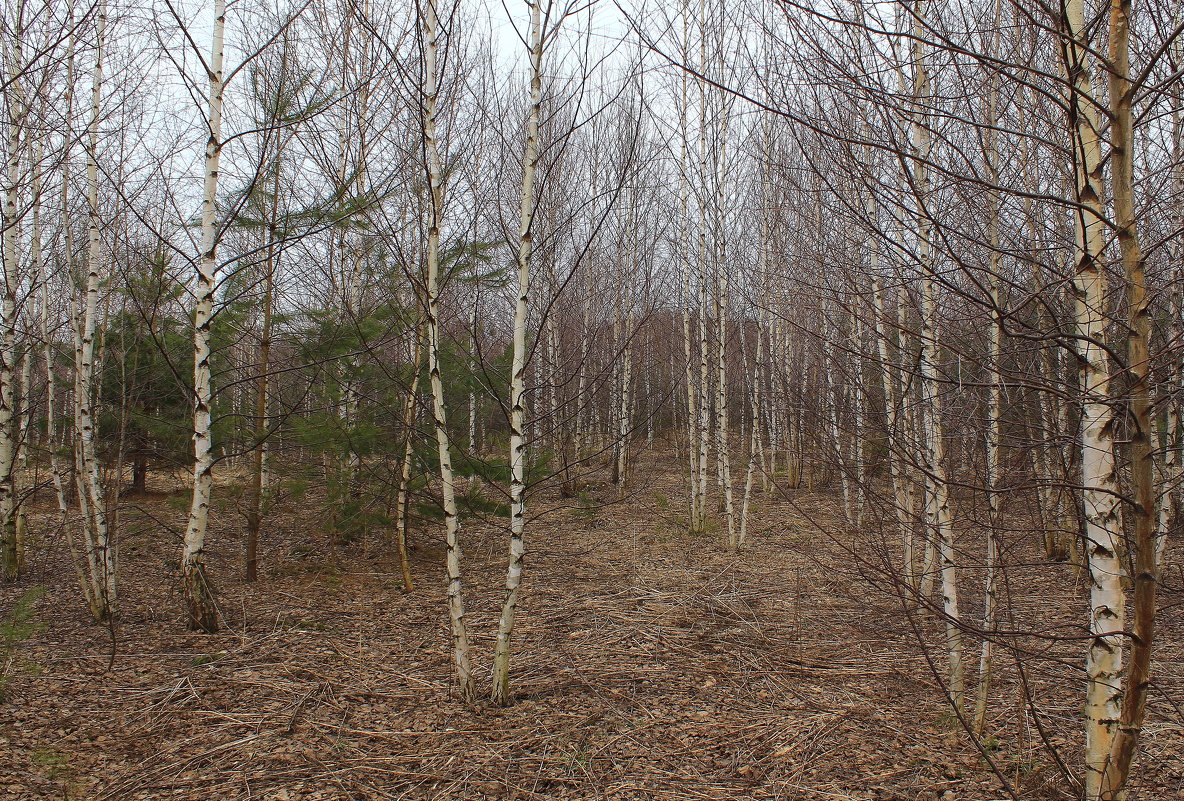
2,449 -> 1182,801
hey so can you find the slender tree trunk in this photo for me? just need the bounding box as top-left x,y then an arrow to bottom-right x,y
492,0 -> 544,707
873,278 -> 913,586
850,313 -> 866,529
0,2 -> 27,581
17,347 -> 30,470
544,313 -> 558,455
1014,78 -> 1073,562
1160,47 -> 1183,567
711,106 -> 735,548
910,0 -> 962,709
50,16 -> 90,605
614,313 -> 632,495
420,0 -> 474,702
335,10 -> 361,514
468,290 -> 478,451
759,316 -> 775,493
920,276 -> 963,709
644,350 -> 653,449
739,306 -> 764,548
245,154 -> 281,583
975,13 -> 1004,733
825,343 -> 851,516
574,274 -> 591,465
1060,1 -> 1124,793
71,0 -> 116,621
1100,3 -> 1157,795
180,0 -> 227,633
694,1 -> 711,531
394,322 -> 424,594
740,129 -> 772,545
677,12 -> 700,531
612,204 -> 635,494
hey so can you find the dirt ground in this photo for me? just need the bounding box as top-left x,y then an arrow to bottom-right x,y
2,450 -> 1182,800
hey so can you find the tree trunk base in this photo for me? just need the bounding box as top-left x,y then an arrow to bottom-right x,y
183,566 -> 218,632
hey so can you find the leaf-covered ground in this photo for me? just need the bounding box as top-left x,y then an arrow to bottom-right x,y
3,451 -> 1182,800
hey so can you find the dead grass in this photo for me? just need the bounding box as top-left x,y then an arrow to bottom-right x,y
1,449 -> 1181,800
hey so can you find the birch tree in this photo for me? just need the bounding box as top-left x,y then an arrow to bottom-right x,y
491,0 -> 546,708
1098,0 -> 1160,794
905,0 -> 963,709
1162,21 -> 1184,568
0,0 -> 28,580
73,0 -> 116,620
973,0 -> 1004,735
418,0 -> 474,702
179,0 -> 227,632
1056,0 -> 1124,791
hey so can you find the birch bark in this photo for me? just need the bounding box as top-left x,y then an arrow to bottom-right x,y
1059,1 -> 1124,793
974,10 -> 1003,731
420,0 -> 475,702
0,1 -> 26,580
677,5 -> 700,531
492,0 -> 544,707
74,0 -> 115,620
1099,2 -> 1157,794
694,0 -> 711,531
713,130 -> 735,549
52,10 -> 88,604
910,0 -> 963,708
180,0 -> 227,632
394,322 -> 424,593
1162,27 -> 1184,568
872,278 -> 913,584
850,312 -> 865,529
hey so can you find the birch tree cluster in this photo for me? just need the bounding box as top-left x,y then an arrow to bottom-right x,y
1,0 -> 1181,797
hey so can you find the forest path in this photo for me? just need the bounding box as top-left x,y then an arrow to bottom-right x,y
3,450 -> 1181,800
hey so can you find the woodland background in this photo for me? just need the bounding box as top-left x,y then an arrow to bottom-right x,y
0,0 -> 1182,799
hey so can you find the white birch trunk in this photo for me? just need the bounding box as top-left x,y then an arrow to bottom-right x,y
740,134 -> 772,545
911,0 -> 962,708
1158,28 -> 1183,570
825,345 -> 851,518
50,19 -> 89,604
575,273 -> 591,460
615,310 -> 632,494
74,1 -> 115,620
43,206 -> 71,544
849,313 -> 866,528
1100,3 -> 1158,792
492,0 -> 544,707
468,297 -> 478,451
694,0 -> 711,531
677,11 -> 700,531
394,322 -> 423,594
739,306 -> 764,548
713,137 -> 735,549
919,276 -> 963,709
644,354 -> 653,449
0,3 -> 26,580
546,317 -> 560,457
180,0 -> 226,632
421,0 -> 474,702
1061,2 -> 1125,793
1017,86 -> 1072,561
17,348 -> 30,469
974,24 -> 1003,731
873,277 -> 913,586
